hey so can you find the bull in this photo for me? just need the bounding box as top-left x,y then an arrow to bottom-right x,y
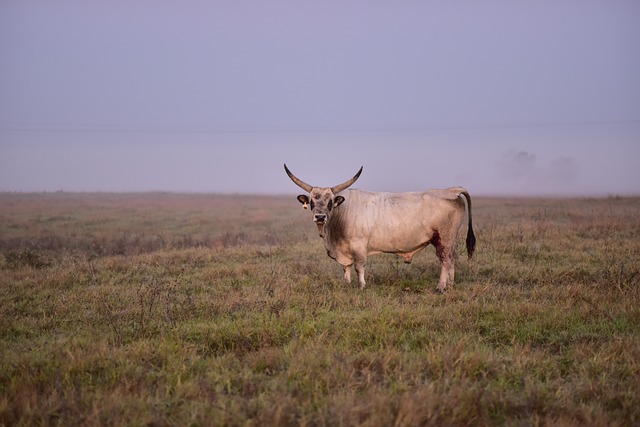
284,164 -> 475,292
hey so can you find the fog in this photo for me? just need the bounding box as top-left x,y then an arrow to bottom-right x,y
1,1 -> 639,196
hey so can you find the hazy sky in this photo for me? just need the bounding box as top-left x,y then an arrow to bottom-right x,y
1,1 -> 639,195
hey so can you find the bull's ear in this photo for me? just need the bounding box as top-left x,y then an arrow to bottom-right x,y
334,195 -> 345,207
297,195 -> 310,209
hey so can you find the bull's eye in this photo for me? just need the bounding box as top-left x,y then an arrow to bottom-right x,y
310,200 -> 315,210
328,200 -> 333,211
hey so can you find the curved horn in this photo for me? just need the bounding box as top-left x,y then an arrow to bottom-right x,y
284,164 -> 313,192
331,166 -> 363,194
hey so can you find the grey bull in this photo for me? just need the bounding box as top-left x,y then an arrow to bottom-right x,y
284,164 -> 476,292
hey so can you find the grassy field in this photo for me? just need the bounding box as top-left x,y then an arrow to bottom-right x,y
1,192 -> 639,426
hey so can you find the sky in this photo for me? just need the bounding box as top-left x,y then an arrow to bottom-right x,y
1,1 -> 639,196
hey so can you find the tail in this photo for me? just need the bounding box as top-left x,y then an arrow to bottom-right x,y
460,190 -> 476,259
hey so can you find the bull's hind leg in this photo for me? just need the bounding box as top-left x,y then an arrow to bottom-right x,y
434,239 -> 457,293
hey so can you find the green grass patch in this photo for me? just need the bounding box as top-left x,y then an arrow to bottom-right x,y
1,193 -> 639,425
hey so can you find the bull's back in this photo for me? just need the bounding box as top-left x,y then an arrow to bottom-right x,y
337,189 -> 464,252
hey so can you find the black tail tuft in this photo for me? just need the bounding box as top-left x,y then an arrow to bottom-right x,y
460,190 -> 476,259
466,223 -> 476,259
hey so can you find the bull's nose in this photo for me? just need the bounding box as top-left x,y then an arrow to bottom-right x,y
313,214 -> 327,223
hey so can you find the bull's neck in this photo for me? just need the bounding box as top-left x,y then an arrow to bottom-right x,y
317,212 -> 344,245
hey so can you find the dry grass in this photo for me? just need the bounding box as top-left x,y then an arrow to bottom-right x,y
1,193 -> 639,426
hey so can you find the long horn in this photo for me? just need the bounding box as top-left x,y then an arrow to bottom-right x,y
331,166 -> 363,193
284,164 -> 313,192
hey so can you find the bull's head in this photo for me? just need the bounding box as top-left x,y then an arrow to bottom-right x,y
284,164 -> 363,225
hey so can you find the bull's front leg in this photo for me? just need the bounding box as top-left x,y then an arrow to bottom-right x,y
335,251 -> 358,286
335,250 -> 366,289
342,265 -> 352,283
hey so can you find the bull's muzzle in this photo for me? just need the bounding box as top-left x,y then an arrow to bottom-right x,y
313,214 -> 327,224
